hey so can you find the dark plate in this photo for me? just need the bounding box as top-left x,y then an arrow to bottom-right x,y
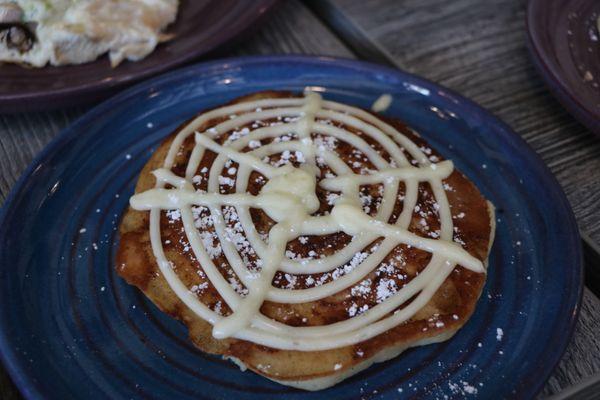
527,0 -> 600,135
0,0 -> 277,113
0,56 -> 582,399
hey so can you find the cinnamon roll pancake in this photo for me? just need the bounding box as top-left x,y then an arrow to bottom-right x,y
116,91 -> 495,390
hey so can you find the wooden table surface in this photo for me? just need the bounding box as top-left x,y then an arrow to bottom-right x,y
1,1 -> 599,398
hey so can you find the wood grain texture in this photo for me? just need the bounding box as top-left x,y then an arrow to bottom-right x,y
0,108 -> 85,203
547,370 -> 600,400
232,0 -> 354,58
539,288 -> 600,398
309,0 -> 600,397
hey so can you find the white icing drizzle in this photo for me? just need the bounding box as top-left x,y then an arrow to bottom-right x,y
371,94 -> 393,112
130,91 -> 485,351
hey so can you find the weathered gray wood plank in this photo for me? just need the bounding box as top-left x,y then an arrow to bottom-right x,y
547,370 -> 600,400
0,108 -> 85,203
233,0 -> 353,58
308,0 -> 600,397
540,288 -> 600,398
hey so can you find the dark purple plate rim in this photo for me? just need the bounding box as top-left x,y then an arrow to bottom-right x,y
526,0 -> 600,136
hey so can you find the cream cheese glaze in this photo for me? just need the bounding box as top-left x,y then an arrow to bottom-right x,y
371,93 -> 392,112
129,91 -> 485,351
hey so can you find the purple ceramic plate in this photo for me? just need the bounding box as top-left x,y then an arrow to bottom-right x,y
527,0 -> 600,135
0,0 -> 277,113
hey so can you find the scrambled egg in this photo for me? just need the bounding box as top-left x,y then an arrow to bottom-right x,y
0,0 -> 178,67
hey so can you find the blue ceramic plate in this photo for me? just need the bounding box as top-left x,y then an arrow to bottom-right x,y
0,56 -> 582,399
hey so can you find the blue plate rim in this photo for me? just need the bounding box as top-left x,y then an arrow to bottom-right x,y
0,54 -> 583,400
